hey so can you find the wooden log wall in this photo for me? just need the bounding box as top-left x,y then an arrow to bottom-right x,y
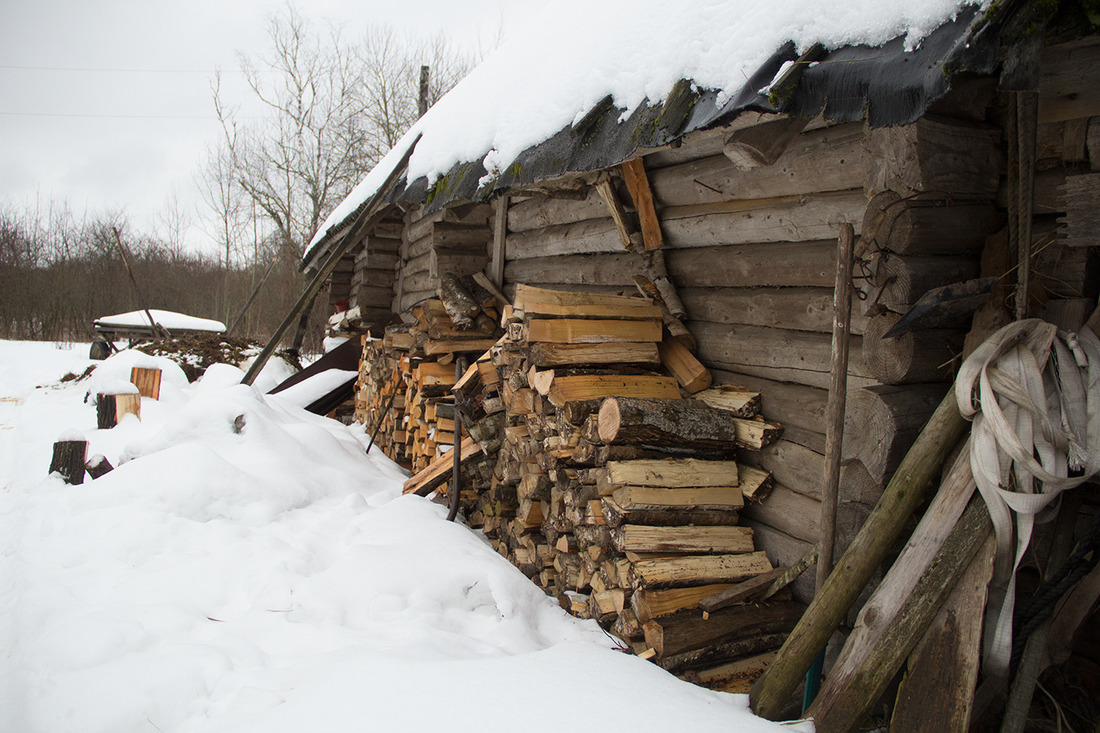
393,204 -> 493,314
348,216 -> 403,325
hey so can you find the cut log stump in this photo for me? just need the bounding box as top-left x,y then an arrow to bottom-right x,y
96,391 -> 141,429
130,367 -> 162,399
49,439 -> 87,484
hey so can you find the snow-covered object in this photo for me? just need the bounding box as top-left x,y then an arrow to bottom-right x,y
0,339 -> 812,732
94,309 -> 226,333
267,368 -> 358,410
310,0 -> 986,249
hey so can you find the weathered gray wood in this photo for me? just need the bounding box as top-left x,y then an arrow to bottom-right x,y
666,240 -> 836,288
490,195 -> 508,287
743,520 -> 818,605
860,195 -> 1000,256
660,189 -> 866,248
504,252 -> 640,287
806,499 -> 993,732
689,321 -> 872,391
862,252 -> 982,312
650,122 -> 865,207
749,386 -> 968,720
506,186 -> 607,232
681,287 -> 869,335
862,313 -> 963,384
863,118 -> 1002,197
843,383 -> 949,484
817,222 -> 855,590
1038,35 -> 1100,124
890,532 -> 995,732
740,443 -> 881,505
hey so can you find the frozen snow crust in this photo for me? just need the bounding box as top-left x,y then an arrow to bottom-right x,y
0,341 -> 808,732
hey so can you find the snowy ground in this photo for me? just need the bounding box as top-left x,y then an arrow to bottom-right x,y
0,340 -> 810,732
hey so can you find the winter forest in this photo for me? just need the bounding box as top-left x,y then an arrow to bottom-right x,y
0,7 -> 474,346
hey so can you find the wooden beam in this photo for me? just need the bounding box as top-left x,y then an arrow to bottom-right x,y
621,158 -> 665,251
490,195 -> 508,288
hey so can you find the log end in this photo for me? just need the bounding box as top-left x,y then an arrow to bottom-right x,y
597,397 -> 622,444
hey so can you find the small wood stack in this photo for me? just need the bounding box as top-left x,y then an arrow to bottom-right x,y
413,284 -> 805,690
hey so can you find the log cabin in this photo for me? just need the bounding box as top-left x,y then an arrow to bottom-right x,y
300,1 -> 1100,726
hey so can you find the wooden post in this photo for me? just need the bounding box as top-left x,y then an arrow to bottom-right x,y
490,195 -> 508,289
750,386 -> 968,720
1011,92 -> 1038,321
49,439 -> 87,485
817,223 -> 855,589
447,356 -> 468,522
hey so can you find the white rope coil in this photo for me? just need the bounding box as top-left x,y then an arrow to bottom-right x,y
955,318 -> 1100,678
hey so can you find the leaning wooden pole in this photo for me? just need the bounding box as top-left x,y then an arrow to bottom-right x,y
228,250 -> 281,336
241,133 -> 421,386
750,386 -> 969,720
818,223 -> 855,590
113,227 -> 169,339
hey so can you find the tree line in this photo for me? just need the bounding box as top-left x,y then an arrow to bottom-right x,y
1,5 -> 476,349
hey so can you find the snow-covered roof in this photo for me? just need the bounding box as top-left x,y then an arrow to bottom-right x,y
94,309 -> 226,333
306,0 -> 1004,262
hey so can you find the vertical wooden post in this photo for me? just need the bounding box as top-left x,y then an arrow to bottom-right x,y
1010,91 -> 1038,320
49,439 -> 87,485
490,195 -> 508,289
418,65 -> 430,118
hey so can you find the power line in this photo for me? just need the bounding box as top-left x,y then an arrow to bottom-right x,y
0,64 -> 255,74
0,111 -> 267,120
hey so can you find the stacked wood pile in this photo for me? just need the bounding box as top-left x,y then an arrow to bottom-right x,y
354,274 -> 502,474
398,283 -> 807,691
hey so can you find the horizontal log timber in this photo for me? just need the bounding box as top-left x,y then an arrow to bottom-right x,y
863,117 -> 1002,197
692,384 -> 761,418
611,525 -> 755,554
546,375 -> 681,408
507,186 -> 610,233
842,383 -> 948,484
863,252 -> 981,311
527,341 -> 661,368
629,550 -> 773,589
1038,35 -> 1100,124
689,321 -> 873,391
860,194 -> 1000,256
741,483 -> 873,556
739,439 -> 882,504
598,458 -> 740,490
524,318 -> 662,344
744,521 -> 817,605
681,287 -> 870,335
643,600 -> 803,658
506,216 -> 621,259
648,122 -> 865,207
862,313 -> 963,385
632,583 -> 735,623
666,240 -> 836,288
598,397 -> 779,453
660,189 -> 866,248
505,252 -> 640,288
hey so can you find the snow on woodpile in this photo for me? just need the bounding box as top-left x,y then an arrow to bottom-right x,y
311,0 -> 987,249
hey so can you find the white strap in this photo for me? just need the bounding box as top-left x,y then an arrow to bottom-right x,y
954,319 -> 1100,678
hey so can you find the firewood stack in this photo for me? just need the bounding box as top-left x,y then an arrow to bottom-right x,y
406,283 -> 807,691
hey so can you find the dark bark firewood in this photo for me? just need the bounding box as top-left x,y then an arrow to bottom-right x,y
85,454 -> 114,480
598,396 -> 781,453
49,440 -> 87,485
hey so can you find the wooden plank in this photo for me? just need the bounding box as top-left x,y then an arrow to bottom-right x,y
524,317 -> 662,344
506,216 -> 621,260
490,195 -> 508,287
666,240 -> 836,288
643,600 -> 802,657
629,551 -> 773,589
612,525 -> 755,554
505,253 -> 640,287
600,458 -> 740,489
1038,35 -> 1100,124
621,158 -> 665,250
657,336 -> 712,393
546,374 -> 680,408
507,186 -> 609,232
401,437 -> 483,496
527,341 -> 661,367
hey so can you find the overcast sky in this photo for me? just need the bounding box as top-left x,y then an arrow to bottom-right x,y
0,0 -> 524,256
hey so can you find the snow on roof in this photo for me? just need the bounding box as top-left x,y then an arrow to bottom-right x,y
94,309 -> 226,333
308,0 -> 988,251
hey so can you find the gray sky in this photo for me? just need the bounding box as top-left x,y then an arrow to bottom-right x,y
0,0 -> 522,256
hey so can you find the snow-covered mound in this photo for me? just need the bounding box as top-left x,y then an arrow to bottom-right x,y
0,341 -> 808,732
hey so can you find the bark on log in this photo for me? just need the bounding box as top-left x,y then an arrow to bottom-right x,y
49,439 -> 87,485
598,397 -> 776,453
85,454 -> 114,479
437,273 -> 480,328
644,600 -> 803,658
